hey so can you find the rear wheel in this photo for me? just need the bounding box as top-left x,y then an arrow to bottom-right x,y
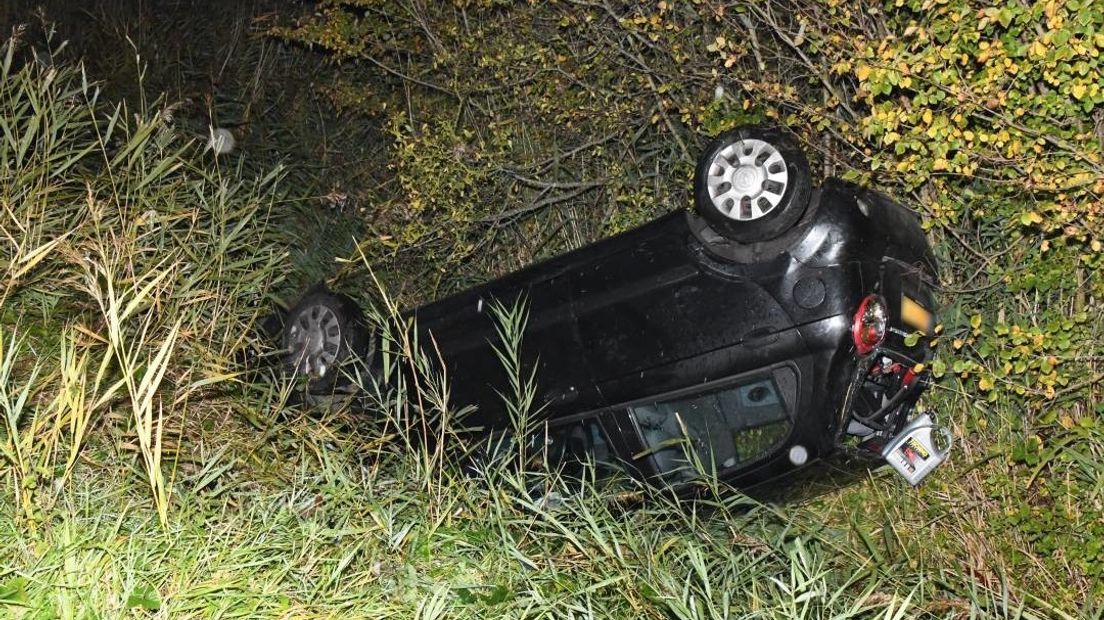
694,125 -> 812,243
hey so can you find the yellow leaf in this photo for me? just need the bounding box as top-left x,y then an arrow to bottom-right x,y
1020,211 -> 1044,225
922,109 -> 933,125
1072,83 -> 1088,100
856,65 -> 872,81
979,377 -> 994,391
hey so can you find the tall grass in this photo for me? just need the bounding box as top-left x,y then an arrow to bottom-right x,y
0,31 -> 284,526
487,297 -> 540,466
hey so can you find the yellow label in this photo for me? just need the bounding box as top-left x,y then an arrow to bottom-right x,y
904,436 -> 930,460
901,296 -> 934,334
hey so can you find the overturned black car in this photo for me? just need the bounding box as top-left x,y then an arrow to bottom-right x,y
280,125 -> 949,492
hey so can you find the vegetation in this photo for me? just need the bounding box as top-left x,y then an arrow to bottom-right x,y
276,0 -> 1104,606
0,0 -> 1101,616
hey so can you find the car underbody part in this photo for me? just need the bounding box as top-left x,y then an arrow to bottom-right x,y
842,347 -> 951,484
848,351 -> 925,434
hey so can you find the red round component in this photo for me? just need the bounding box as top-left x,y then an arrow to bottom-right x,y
852,294 -> 887,355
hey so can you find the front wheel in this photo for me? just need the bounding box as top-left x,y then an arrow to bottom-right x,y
693,125 -> 812,243
283,288 -> 370,395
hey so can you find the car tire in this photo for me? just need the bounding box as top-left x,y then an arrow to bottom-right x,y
693,125 -> 812,243
283,287 -> 370,395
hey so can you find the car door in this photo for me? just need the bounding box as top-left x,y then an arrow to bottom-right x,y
569,218 -> 795,404
411,261 -> 592,429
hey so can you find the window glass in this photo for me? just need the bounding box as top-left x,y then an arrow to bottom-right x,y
631,376 -> 791,482
532,417 -> 621,481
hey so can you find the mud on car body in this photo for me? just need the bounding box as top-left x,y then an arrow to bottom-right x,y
280,125 -> 949,493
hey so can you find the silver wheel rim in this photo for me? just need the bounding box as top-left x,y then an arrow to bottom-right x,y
286,304 -> 342,378
706,138 -> 789,221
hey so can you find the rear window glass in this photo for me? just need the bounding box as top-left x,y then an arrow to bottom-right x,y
631,375 -> 792,482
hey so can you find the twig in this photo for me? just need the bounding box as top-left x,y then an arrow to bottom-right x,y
526,131 -> 622,171
737,13 -> 766,74
646,75 -> 691,164
503,173 -> 608,191
740,3 -> 857,121
359,52 -> 490,117
480,183 -> 604,223
1052,371 -> 1104,401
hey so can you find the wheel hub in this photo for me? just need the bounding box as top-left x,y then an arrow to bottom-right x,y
731,165 -> 765,197
706,138 -> 789,222
285,304 -> 342,378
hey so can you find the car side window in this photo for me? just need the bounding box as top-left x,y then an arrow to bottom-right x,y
631,375 -> 792,482
531,417 -> 622,481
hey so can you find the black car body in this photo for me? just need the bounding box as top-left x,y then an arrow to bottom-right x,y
400,179 -> 939,490
282,127 -> 943,492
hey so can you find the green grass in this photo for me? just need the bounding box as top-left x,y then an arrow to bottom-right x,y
0,411 -> 1043,619
1,407 -> 1085,618
0,11 -> 1099,620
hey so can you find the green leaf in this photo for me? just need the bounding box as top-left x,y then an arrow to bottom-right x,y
483,584 -> 511,605
0,577 -> 28,606
931,358 -> 946,378
126,584 -> 161,611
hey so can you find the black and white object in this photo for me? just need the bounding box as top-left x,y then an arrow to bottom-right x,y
881,412 -> 952,486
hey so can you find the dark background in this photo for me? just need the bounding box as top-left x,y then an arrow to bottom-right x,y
1,0 -> 379,297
